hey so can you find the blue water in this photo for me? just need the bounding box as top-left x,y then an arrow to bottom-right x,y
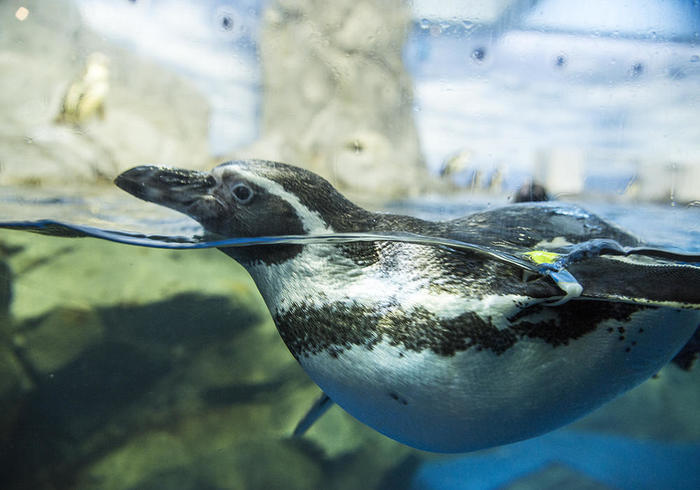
413,431 -> 700,490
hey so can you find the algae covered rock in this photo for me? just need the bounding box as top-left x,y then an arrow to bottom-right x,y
0,231 -> 414,489
0,342 -> 33,442
12,307 -> 104,375
0,249 -> 32,443
0,258 -> 11,320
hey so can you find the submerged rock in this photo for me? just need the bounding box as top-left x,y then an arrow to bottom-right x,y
0,248 -> 32,443
0,231 -> 412,489
13,307 -> 104,375
0,342 -> 33,443
0,259 -> 11,320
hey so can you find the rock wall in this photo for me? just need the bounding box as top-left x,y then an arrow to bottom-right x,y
0,0 -> 210,186
240,0 -> 429,198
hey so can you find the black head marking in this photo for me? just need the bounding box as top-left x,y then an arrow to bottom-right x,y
215,160 -> 373,232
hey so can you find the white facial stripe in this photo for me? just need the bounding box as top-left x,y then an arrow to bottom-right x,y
229,167 -> 330,233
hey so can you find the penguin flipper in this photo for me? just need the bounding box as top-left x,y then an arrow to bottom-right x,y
522,239 -> 700,309
567,255 -> 700,310
292,392 -> 334,437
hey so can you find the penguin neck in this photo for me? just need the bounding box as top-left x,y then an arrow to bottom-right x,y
215,198 -> 443,312
218,243 -> 305,268
216,204 -> 441,267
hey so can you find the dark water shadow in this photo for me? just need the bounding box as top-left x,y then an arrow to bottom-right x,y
1,292 -> 264,490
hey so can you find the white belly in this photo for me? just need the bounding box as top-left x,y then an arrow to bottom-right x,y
299,307 -> 698,452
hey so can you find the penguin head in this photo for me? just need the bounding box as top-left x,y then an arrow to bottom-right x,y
115,160 -> 366,238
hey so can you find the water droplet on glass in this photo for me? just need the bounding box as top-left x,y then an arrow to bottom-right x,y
690,55 -> 700,62
420,18 -> 430,30
214,7 -> 240,38
24,136 -> 33,144
472,47 -> 486,62
221,15 -> 234,31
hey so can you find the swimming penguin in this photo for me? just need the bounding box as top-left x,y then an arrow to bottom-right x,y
55,52 -> 110,126
514,180 -> 549,203
115,160 -> 700,453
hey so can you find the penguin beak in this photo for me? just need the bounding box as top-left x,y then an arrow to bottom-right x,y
115,165 -> 220,219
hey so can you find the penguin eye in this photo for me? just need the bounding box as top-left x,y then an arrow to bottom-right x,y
232,183 -> 254,204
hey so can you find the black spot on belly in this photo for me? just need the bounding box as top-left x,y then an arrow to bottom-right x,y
389,392 -> 408,405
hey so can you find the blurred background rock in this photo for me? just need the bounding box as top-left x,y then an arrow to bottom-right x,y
0,0 -> 429,198
0,0 -> 211,187
241,0 -> 428,197
1,0 -> 699,201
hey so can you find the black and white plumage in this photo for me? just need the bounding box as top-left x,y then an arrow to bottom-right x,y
115,159 -> 699,453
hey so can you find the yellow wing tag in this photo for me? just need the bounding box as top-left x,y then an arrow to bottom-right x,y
524,250 -> 583,305
524,250 -> 561,265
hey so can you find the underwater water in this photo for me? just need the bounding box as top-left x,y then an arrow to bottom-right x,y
0,191 -> 698,490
